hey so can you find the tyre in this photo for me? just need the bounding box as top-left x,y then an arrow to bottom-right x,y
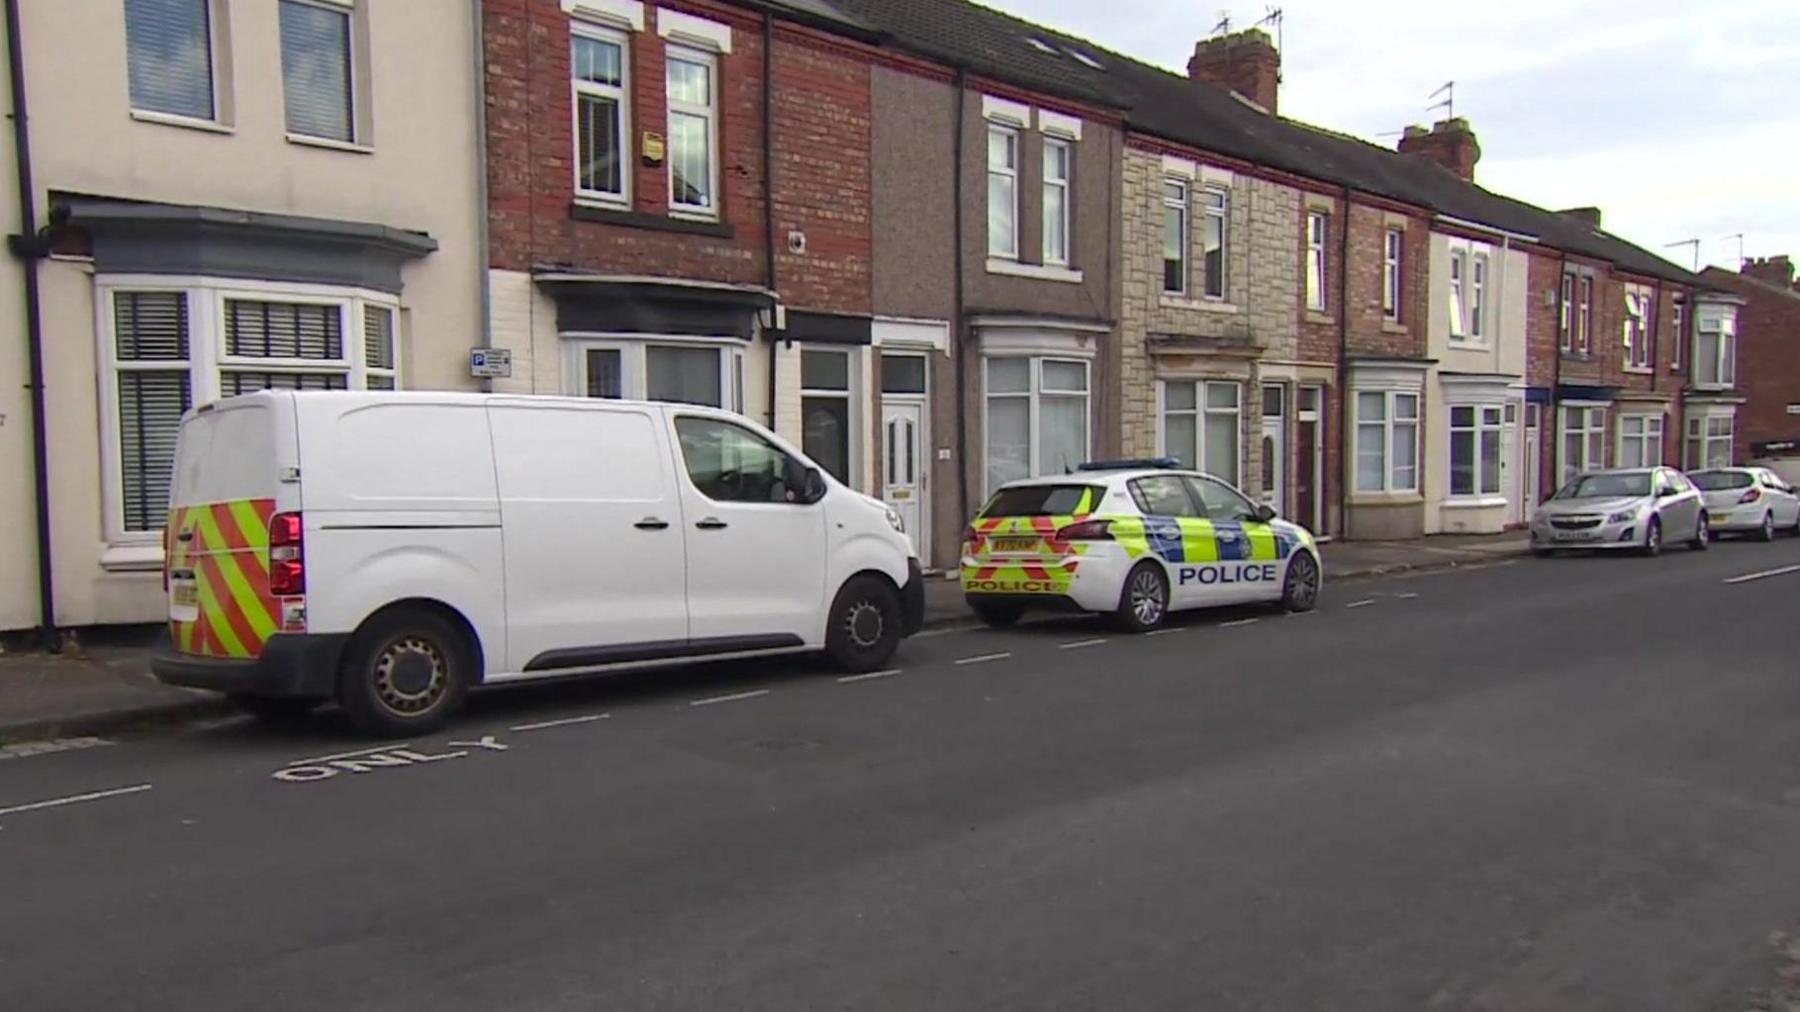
970,602 -> 1023,628
1641,516 -> 1662,557
1758,512 -> 1775,543
1280,551 -> 1321,613
826,575 -> 902,673
1115,562 -> 1170,633
1689,513 -> 1711,551
230,695 -> 320,724
336,607 -> 474,738
1531,547 -> 1556,559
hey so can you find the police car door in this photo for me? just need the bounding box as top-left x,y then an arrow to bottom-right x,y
1126,474 -> 1214,611
1186,475 -> 1284,603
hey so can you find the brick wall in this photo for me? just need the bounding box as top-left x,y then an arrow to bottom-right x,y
1344,200 -> 1428,360
483,0 -> 870,313
1703,271 -> 1800,453
1296,190 -> 1341,364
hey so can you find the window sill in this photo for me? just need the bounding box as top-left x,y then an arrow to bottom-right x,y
100,543 -> 164,573
1560,351 -> 1594,362
569,203 -> 735,238
1447,337 -> 1490,349
1304,310 -> 1333,326
1442,495 -> 1508,510
1348,491 -> 1424,506
669,208 -> 722,225
1160,295 -> 1239,313
1381,319 -> 1406,335
286,133 -> 374,155
986,259 -> 1085,284
130,109 -> 233,135
1622,365 -> 1653,375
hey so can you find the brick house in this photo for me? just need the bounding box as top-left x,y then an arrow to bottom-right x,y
1700,257 -> 1799,464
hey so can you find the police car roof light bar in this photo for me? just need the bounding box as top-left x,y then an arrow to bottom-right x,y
1075,457 -> 1181,472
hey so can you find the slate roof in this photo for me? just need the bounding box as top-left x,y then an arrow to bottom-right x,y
815,0 -> 1700,286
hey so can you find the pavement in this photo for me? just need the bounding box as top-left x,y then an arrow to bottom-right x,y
6,535 -> 1800,1009
0,533 -> 1529,746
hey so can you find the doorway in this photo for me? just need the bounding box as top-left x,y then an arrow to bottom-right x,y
880,352 -> 929,562
1523,403 -> 1541,521
1296,385 -> 1323,534
1260,384 -> 1286,513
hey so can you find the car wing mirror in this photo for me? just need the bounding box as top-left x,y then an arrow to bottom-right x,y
802,467 -> 828,504
1251,504 -> 1277,523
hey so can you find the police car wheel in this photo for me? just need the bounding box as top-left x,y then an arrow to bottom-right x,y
971,603 -> 1023,628
1281,552 -> 1320,613
337,607 -> 473,738
826,576 -> 901,673
1115,563 -> 1169,633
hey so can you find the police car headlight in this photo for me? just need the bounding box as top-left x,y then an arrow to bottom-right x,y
1607,508 -> 1639,524
885,506 -> 905,533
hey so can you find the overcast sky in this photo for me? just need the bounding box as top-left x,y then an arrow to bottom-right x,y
985,0 -> 1800,277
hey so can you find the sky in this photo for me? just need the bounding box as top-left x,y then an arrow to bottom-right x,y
983,0 -> 1800,277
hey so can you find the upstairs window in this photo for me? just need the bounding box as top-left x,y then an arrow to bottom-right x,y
1381,227 -> 1402,321
987,125 -> 1019,258
1470,254 -> 1488,340
1559,274 -> 1575,351
1305,211 -> 1328,311
125,0 -> 216,122
1161,179 -> 1188,295
1448,252 -> 1466,338
1623,289 -> 1651,370
667,48 -> 718,217
572,26 -> 630,204
1042,138 -> 1071,266
1694,316 -> 1737,387
279,0 -> 356,143
1200,187 -> 1228,299
1576,276 -> 1593,354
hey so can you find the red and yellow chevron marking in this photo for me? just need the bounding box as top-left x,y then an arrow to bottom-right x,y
961,558 -> 1081,595
964,513 -> 1095,559
166,498 -> 279,660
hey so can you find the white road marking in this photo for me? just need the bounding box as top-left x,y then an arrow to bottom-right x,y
689,689 -> 771,707
955,652 -> 1012,666
1345,599 -> 1377,609
287,743 -> 410,767
1146,627 -> 1186,637
838,669 -> 901,683
1395,592 -> 1420,600
1220,618 -> 1261,628
510,714 -> 610,733
911,624 -> 978,638
1059,638 -> 1108,650
0,783 -> 152,819
1724,564 -> 1800,585
0,736 -> 112,762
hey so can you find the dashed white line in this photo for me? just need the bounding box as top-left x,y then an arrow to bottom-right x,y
838,669 -> 901,683
0,783 -> 153,819
0,736 -> 112,761
1220,618 -> 1261,628
510,714 -> 610,733
1345,599 -> 1377,609
689,689 -> 771,707
1724,564 -> 1800,585
955,652 -> 1012,666
1395,592 -> 1420,600
1146,627 -> 1186,637
1059,638 -> 1108,650
288,744 -> 409,767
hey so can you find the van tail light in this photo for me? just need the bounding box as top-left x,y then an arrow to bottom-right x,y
1055,519 -> 1114,541
162,524 -> 171,592
268,511 -> 305,597
1739,488 -> 1762,504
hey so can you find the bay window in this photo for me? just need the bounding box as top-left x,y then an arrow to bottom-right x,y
574,339 -> 745,412
987,125 -> 1019,258
1159,380 -> 1240,486
1354,390 -> 1418,493
1449,405 -> 1502,498
1162,179 -> 1187,295
984,357 -> 1089,494
1618,414 -> 1663,468
1694,318 -> 1736,387
1686,414 -> 1734,470
572,25 -> 630,204
1561,405 -> 1606,483
667,47 -> 717,217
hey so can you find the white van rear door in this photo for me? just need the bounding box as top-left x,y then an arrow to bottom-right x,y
489,401 -> 690,672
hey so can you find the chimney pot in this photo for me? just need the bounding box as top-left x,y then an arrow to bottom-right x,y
1558,207 -> 1603,229
1397,117 -> 1481,181
1743,254 -> 1795,287
1188,28 -> 1280,115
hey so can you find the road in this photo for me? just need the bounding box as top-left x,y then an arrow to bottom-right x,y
5,540 -> 1800,1010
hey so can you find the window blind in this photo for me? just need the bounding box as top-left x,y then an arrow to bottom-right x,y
124,0 -> 214,120
279,0 -> 354,142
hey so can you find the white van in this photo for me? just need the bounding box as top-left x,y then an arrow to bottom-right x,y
152,390 -> 924,736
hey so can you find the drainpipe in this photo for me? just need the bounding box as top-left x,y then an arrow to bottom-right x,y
1551,251 -> 1568,489
471,0 -> 493,393
761,11 -> 779,429
4,0 -> 58,651
951,66 -> 969,523
1333,187 -> 1351,540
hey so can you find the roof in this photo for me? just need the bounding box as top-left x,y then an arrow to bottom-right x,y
824,0 -> 1700,286
1701,266 -> 1800,304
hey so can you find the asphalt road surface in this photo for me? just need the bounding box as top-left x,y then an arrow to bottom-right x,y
6,539 -> 1800,1011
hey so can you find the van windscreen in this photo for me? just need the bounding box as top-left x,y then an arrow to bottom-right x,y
981,485 -> 1100,517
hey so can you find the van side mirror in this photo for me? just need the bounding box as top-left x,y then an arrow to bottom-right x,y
801,467 -> 828,504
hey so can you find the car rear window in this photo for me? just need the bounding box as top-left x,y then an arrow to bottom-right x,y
1690,470 -> 1752,491
981,485 -> 1100,517
1556,473 -> 1650,498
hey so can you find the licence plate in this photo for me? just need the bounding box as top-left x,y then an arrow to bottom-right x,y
1709,515 -> 1729,526
991,537 -> 1040,552
1554,530 -> 1599,542
170,575 -> 199,622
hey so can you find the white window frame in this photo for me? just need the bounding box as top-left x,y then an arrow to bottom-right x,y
125,0 -> 226,127
1622,287 -> 1650,371
1577,275 -> 1593,355
1559,404 -> 1607,483
570,21 -> 632,207
987,124 -> 1020,259
95,275 -> 401,555
981,356 -> 1090,496
1448,251 -> 1467,339
1617,413 -> 1664,468
1199,186 -> 1228,301
1470,253 -> 1488,341
278,0 -> 361,145
1694,317 -> 1736,389
1157,379 -> 1242,486
665,45 -> 719,220
1353,389 -> 1419,494
564,335 -> 745,413
1685,412 -> 1735,470
1382,227 -> 1402,321
1305,210 -> 1328,312
1448,403 -> 1504,498
1042,136 -> 1071,266
1671,299 -> 1685,372
799,346 -> 863,490
1162,178 -> 1188,296
1559,274 -> 1575,352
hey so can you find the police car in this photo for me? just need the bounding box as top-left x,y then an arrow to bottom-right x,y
961,459 -> 1322,631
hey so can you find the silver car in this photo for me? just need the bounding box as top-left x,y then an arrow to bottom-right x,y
1690,467 -> 1800,541
1530,467 -> 1710,556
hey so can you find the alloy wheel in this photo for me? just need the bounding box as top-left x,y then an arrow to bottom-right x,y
1130,569 -> 1166,626
1287,554 -> 1320,610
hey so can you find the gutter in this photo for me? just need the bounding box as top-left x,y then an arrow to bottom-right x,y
1551,250 -> 1568,487
471,0 -> 492,393
952,65 -> 970,523
3,0 -> 58,651
762,10 -> 779,429
1334,186 -> 1351,540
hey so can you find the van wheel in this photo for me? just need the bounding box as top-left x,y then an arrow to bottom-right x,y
970,603 -> 1023,628
230,695 -> 320,724
826,576 -> 902,673
336,607 -> 472,738
1115,562 -> 1169,633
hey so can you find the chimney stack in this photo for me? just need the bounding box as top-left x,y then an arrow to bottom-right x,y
1396,118 -> 1481,181
1559,207 -> 1602,229
1188,29 -> 1280,115
1743,254 -> 1794,288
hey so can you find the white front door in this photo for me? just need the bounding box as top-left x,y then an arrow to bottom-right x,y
1501,401 -> 1519,522
882,400 -> 926,558
1260,384 -> 1286,512
1524,404 -> 1541,514
669,413 -> 827,647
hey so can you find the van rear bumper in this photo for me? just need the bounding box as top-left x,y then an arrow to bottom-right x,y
900,558 -> 926,636
151,633 -> 349,699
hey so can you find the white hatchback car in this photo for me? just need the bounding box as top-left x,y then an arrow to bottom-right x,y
961,460 -> 1323,631
1690,468 -> 1800,541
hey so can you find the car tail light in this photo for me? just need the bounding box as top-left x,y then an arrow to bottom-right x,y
161,524 -> 171,593
1740,488 -> 1762,504
268,511 -> 305,597
1055,519 -> 1114,541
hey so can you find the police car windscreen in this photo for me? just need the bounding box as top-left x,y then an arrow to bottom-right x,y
983,484 -> 1100,516
1690,470 -> 1752,491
